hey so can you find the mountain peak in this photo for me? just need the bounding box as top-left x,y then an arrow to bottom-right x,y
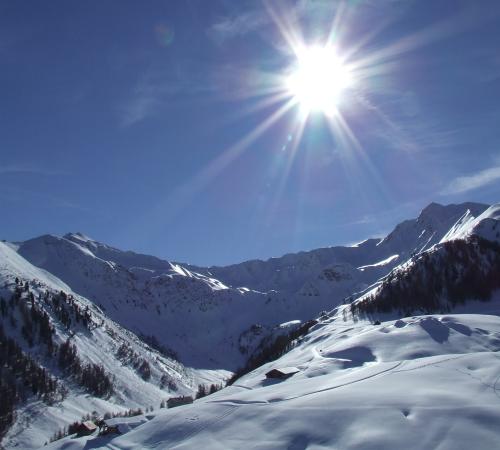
420,202 -> 444,216
63,232 -> 95,243
418,201 -> 488,223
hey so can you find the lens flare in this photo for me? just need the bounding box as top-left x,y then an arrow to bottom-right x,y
155,24 -> 175,47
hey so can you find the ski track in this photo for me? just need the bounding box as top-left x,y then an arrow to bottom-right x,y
277,360 -> 404,403
391,354 -> 466,373
168,405 -> 240,445
210,360 -> 404,408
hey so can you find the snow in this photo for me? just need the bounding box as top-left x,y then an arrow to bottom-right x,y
358,254 -> 399,271
0,242 -> 203,449
441,204 -> 500,243
0,240 -> 71,292
14,204 -> 489,371
265,366 -> 300,376
17,234 -> 269,368
188,202 -> 488,297
3,200 -> 500,449
375,202 -> 487,253
44,308 -> 500,450
103,416 -> 149,433
15,234 -> 370,369
278,320 -> 302,329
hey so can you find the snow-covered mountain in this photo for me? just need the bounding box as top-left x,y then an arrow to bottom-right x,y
0,242 -> 213,449
2,200 -> 499,449
350,203 -> 500,319
191,202 -> 488,291
43,199 -> 500,449
16,233 -> 299,370
14,202 -> 489,371
45,309 -> 500,450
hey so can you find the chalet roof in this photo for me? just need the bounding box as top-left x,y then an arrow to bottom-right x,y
81,421 -> 97,431
265,366 -> 300,377
102,416 -> 149,433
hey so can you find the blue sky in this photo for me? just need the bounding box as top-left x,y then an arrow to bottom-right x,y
1,0 -> 500,266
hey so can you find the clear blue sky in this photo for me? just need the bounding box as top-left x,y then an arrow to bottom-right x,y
1,0 -> 500,266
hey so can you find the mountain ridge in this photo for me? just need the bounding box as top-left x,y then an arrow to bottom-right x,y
2,200 -> 499,449
11,201 -> 492,371
40,197 -> 500,449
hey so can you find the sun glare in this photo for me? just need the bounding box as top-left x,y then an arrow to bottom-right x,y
287,46 -> 353,115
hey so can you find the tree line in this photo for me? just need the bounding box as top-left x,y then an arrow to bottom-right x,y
0,324 -> 60,439
351,237 -> 500,318
228,319 -> 317,385
0,276 -> 115,439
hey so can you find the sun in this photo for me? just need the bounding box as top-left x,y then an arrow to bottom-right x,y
286,46 -> 353,115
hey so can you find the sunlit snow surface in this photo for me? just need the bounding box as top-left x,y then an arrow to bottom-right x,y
4,201 -> 500,449
46,303 -> 500,450
441,204 -> 500,244
0,242 -> 225,449
14,203 -> 491,372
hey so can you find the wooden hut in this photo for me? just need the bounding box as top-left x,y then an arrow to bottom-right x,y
100,420 -> 120,436
265,367 -> 300,379
76,421 -> 97,436
167,395 -> 194,408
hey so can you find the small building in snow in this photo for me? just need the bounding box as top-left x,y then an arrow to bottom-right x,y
265,367 -> 300,379
100,423 -> 120,436
101,416 -> 149,435
76,421 -> 97,436
167,395 -> 194,409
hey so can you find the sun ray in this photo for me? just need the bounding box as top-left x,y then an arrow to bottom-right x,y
351,9 -> 479,73
264,0 -> 305,57
220,89 -> 295,125
120,97 -> 298,244
325,0 -> 349,47
264,112 -> 308,227
356,93 -> 419,153
343,14 -> 403,62
147,0 -> 476,240
172,97 -> 296,201
326,110 -> 392,205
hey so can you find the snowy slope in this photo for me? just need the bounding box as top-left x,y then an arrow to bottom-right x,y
191,202 -> 488,292
17,233 -> 267,368
15,234 -> 366,369
44,303 -> 500,450
14,203 -> 489,372
441,203 -> 500,243
39,200 -> 500,450
348,202 -> 500,320
0,242 -> 202,449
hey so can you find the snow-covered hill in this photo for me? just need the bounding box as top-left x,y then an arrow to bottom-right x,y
40,201 -> 500,450
14,202 -> 489,371
3,200 -> 499,449
350,203 -> 500,319
44,304 -> 500,450
0,242 -> 205,449
16,233 -> 305,369
441,203 -> 500,243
